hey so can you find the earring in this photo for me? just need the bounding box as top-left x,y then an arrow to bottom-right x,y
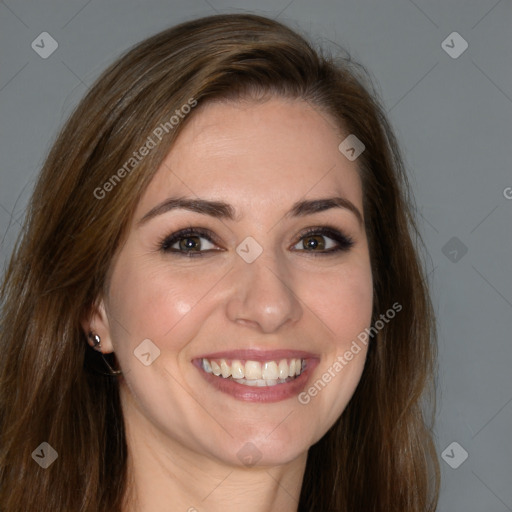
87,331 -> 122,377
88,331 -> 101,349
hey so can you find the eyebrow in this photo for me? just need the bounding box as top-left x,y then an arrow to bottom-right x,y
138,196 -> 363,227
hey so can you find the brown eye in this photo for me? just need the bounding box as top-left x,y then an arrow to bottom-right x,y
291,227 -> 354,254
179,236 -> 202,251
302,235 -> 326,251
160,228 -> 219,255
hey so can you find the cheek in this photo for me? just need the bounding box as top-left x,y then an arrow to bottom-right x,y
106,254 -> 230,365
301,262 -> 374,345
106,257 -> 203,345
298,262 -> 373,432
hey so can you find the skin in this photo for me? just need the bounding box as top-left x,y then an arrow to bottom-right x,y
84,97 -> 374,512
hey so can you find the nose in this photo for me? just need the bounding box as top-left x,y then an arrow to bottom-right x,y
225,251 -> 303,334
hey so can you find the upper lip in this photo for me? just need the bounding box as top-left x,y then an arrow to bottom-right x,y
193,349 -> 319,362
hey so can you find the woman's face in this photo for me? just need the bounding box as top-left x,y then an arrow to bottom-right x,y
93,97 -> 373,467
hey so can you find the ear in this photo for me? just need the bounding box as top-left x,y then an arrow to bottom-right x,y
81,298 -> 115,354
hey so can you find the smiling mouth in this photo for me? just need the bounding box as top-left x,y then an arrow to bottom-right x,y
200,357 -> 306,387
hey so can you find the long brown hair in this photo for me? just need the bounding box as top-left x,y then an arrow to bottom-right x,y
0,13 -> 439,511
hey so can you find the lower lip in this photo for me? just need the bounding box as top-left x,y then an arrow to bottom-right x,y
193,359 -> 320,403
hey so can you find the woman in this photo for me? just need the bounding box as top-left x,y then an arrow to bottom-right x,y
0,13 -> 439,512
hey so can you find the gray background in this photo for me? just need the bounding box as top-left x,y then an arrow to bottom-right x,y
1,0 -> 511,510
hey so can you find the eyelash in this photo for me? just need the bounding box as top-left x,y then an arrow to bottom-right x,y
158,226 -> 354,257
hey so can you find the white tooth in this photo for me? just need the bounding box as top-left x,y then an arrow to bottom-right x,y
233,378 -> 279,387
242,379 -> 260,386
262,361 -> 279,380
220,359 -> 231,378
211,361 -> 221,376
202,358 -> 212,373
295,358 -> 302,376
231,360 -> 244,379
244,361 -> 262,380
278,359 -> 289,379
288,359 -> 296,377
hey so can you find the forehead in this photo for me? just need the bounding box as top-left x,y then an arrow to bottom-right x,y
136,97 -> 363,215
